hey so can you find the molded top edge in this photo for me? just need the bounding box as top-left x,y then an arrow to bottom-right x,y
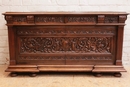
3,11 -> 129,15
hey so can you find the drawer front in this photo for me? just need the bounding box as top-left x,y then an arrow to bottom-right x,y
15,26 -> 116,65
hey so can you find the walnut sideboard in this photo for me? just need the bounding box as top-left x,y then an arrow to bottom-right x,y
3,12 -> 128,77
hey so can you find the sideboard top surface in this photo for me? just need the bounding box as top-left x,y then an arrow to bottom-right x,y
3,11 -> 128,15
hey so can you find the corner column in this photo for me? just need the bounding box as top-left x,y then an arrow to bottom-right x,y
116,15 -> 127,65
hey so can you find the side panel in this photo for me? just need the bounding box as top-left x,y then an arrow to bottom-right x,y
8,26 -> 16,65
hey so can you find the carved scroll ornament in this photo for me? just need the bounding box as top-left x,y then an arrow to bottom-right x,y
20,37 -> 111,53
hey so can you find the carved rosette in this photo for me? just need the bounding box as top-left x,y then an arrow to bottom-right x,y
20,37 -> 111,53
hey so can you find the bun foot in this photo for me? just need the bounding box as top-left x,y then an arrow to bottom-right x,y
29,73 -> 37,77
94,73 -> 102,77
11,72 -> 18,77
114,72 -> 122,77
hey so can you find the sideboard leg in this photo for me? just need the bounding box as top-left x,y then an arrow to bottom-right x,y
10,72 -> 18,77
114,72 -> 122,77
29,73 -> 37,77
93,73 -> 102,77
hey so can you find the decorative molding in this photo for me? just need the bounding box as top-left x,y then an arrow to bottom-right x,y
19,56 -> 112,60
105,16 -> 118,23
98,15 -> 105,23
5,16 -> 13,20
13,16 -> 27,23
17,29 -> 115,35
35,16 -> 64,23
67,16 -> 96,23
5,16 -> 27,24
5,15 -> 127,25
5,16 -> 13,23
20,37 -> 111,53
119,15 -> 127,23
66,56 -> 112,60
27,16 -> 34,23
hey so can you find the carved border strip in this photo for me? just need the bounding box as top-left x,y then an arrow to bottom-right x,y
5,15 -> 127,25
19,56 -> 112,60
17,29 -> 115,35
66,16 -> 96,23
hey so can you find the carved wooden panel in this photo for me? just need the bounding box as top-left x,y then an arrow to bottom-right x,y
35,16 -> 64,23
66,16 -> 96,23
19,37 -> 111,53
3,12 -> 128,74
105,16 -> 118,23
5,16 -> 27,24
18,56 -> 112,60
16,26 -> 116,36
4,14 -> 128,25
17,29 -> 115,35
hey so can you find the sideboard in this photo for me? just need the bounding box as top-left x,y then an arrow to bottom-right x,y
3,12 -> 128,77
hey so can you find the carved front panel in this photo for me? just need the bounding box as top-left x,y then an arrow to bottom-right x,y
16,26 -> 116,65
19,37 -> 111,53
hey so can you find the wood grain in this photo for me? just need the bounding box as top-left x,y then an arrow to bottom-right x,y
3,12 -> 128,76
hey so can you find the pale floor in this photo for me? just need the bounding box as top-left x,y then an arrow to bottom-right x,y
0,65 -> 130,87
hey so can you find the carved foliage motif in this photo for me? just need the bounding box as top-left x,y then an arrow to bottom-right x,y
5,15 -> 127,24
105,16 -> 118,23
35,16 -> 64,23
5,16 -> 27,24
20,37 -> 111,53
17,29 -> 115,35
19,56 -> 112,60
67,16 -> 96,23
13,16 -> 27,23
5,16 -> 13,23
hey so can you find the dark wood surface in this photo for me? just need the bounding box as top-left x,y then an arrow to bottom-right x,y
3,12 -> 128,77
